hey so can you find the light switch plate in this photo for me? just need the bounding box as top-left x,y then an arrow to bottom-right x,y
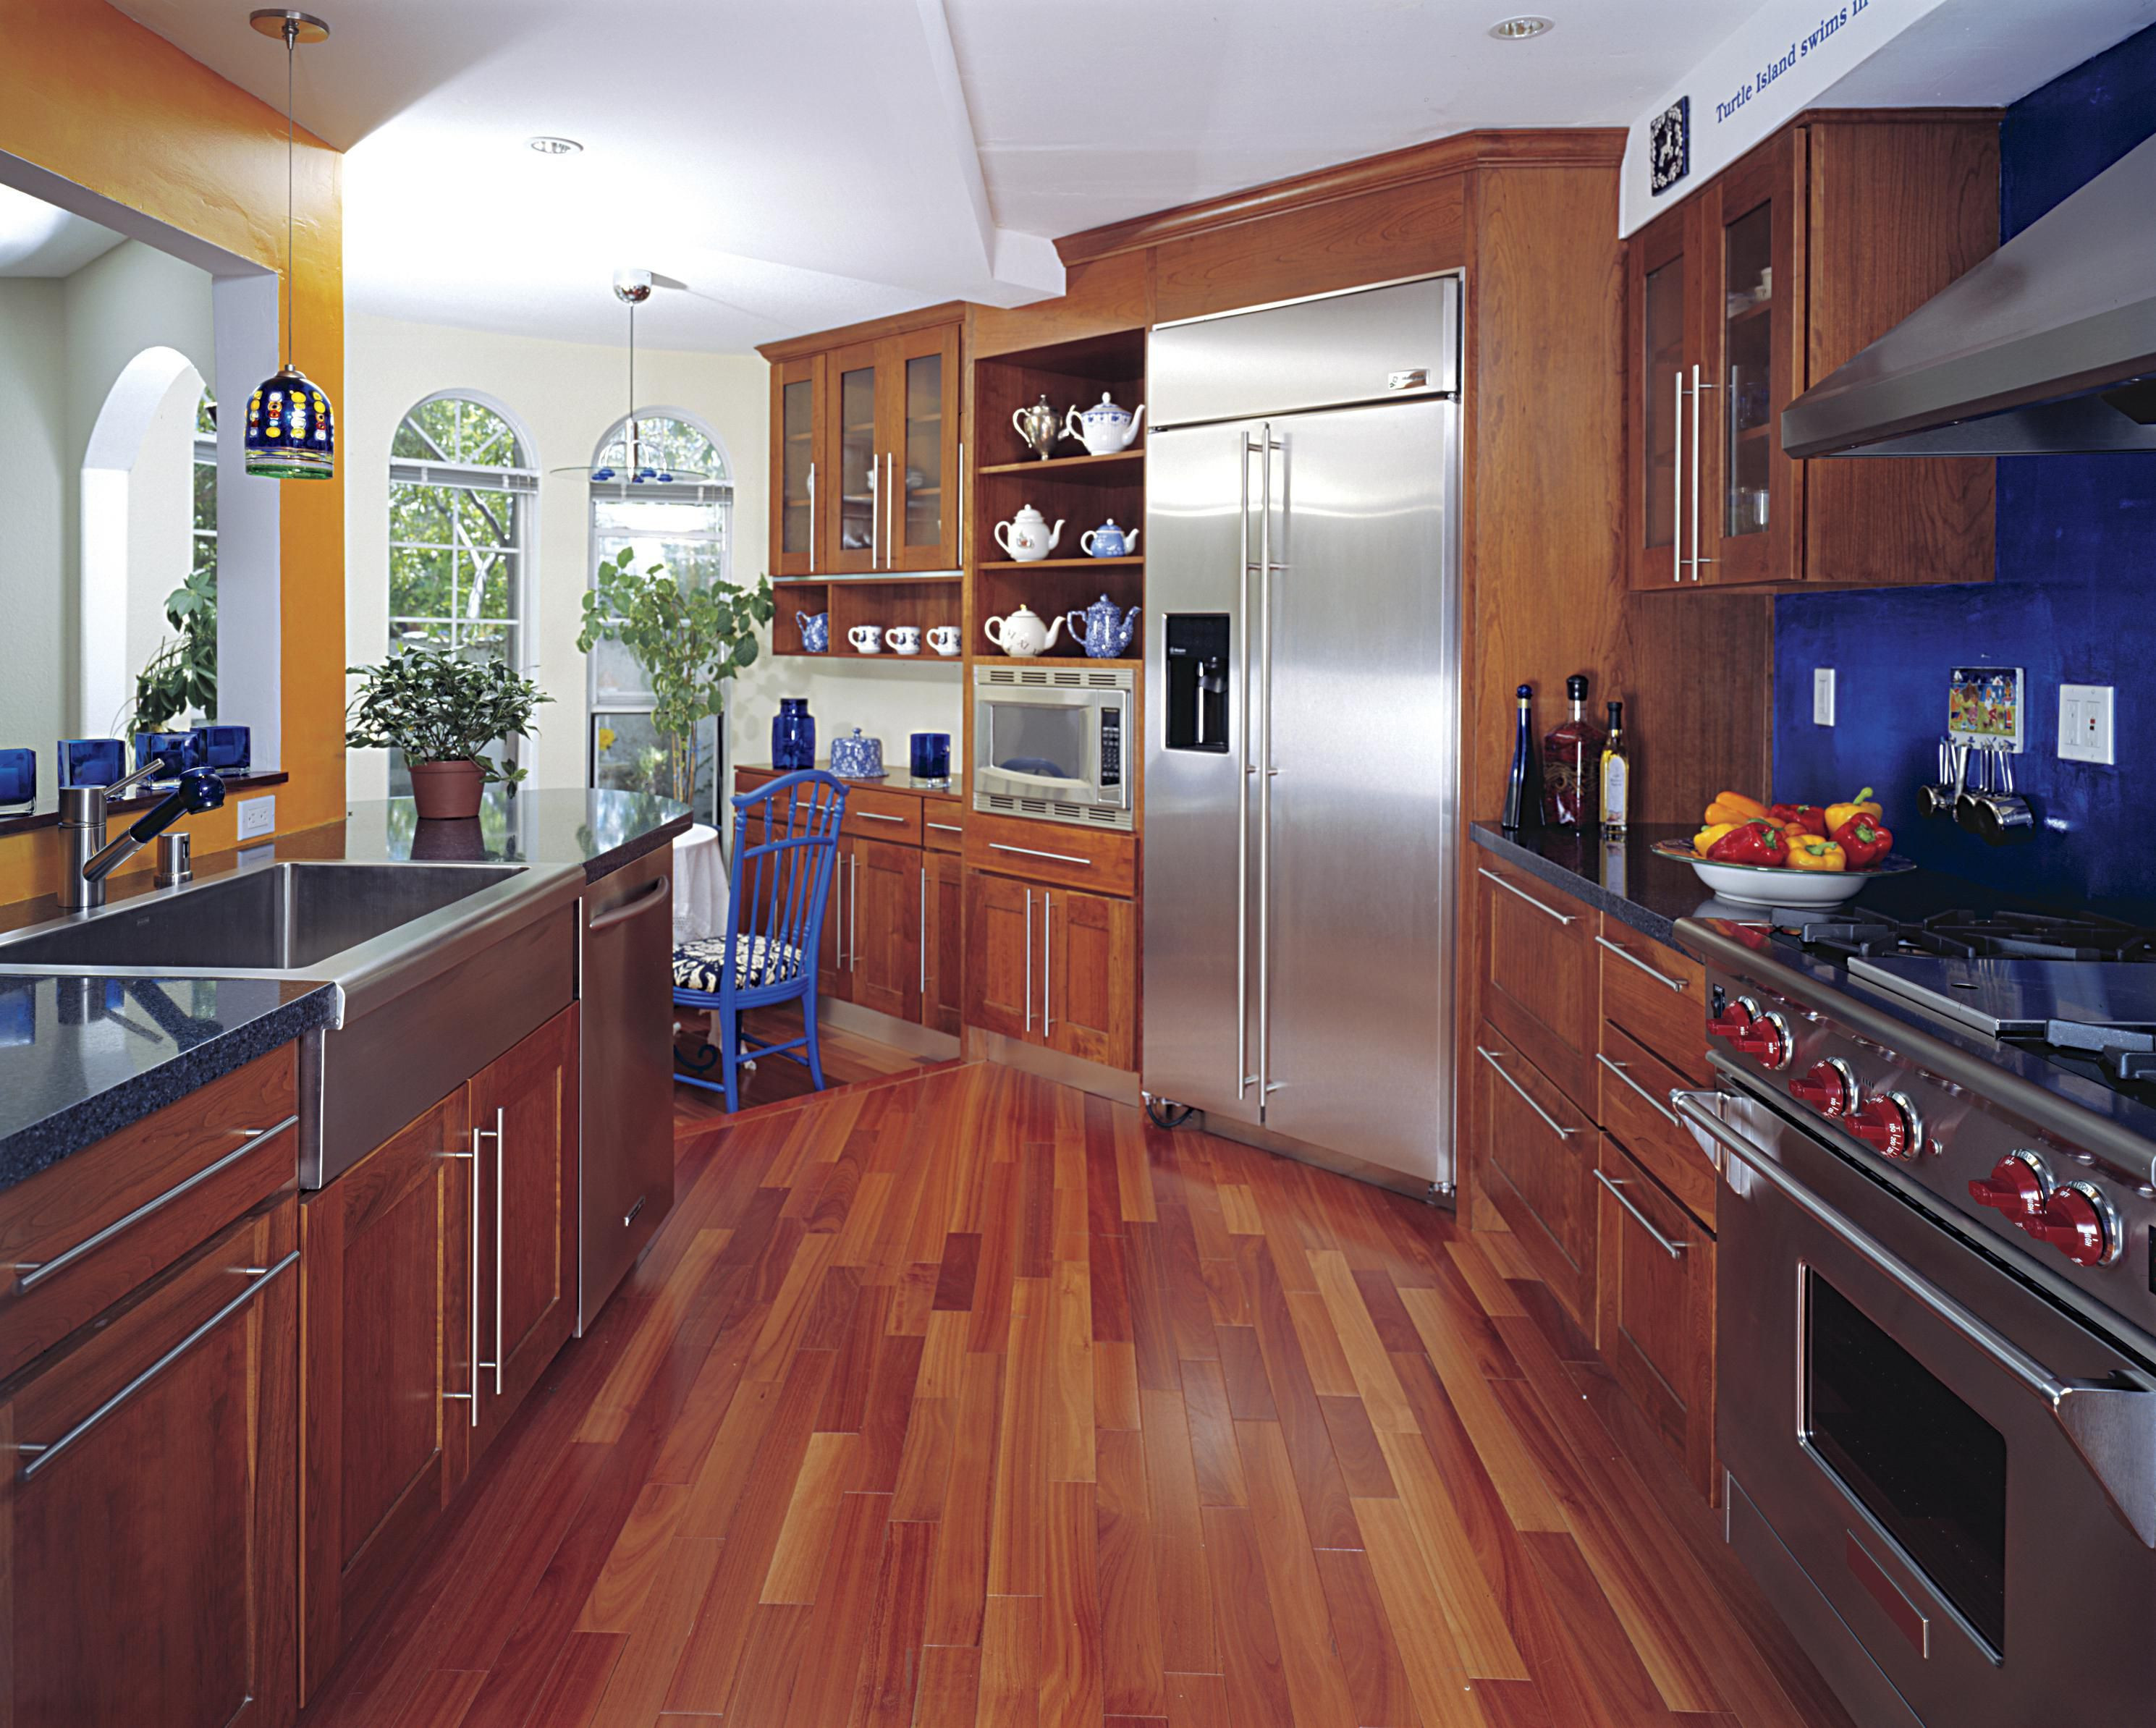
237,795 -> 276,840
2058,683 -> 2115,765
1812,668 -> 1836,726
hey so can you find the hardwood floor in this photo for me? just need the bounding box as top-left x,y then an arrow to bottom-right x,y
672,1004 -> 956,1125
298,1061 -> 1852,1728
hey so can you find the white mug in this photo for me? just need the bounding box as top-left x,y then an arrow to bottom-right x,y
887,625 -> 921,656
926,624 -> 962,657
848,624 -> 883,654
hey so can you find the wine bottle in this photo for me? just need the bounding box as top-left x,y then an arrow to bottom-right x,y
1540,674 -> 1605,828
1600,700 -> 1631,835
1502,684 -> 1534,830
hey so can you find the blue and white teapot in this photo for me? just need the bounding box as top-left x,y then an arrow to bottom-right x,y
1064,393 -> 1146,455
1066,594 -> 1140,660
1079,517 -> 1138,559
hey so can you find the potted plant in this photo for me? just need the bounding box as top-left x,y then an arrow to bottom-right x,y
575,551 -> 774,810
122,568 -> 219,735
346,649 -> 551,820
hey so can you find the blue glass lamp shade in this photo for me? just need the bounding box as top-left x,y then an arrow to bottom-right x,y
245,365 -> 335,479
0,747 -> 34,808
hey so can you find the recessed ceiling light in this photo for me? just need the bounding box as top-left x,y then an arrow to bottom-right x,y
527,135 -> 583,156
1489,15 -> 1555,39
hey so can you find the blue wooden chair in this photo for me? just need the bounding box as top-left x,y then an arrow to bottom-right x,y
672,769 -> 849,1112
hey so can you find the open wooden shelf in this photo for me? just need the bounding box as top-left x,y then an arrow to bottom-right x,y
980,556 -> 1142,572
978,449 -> 1143,479
772,572 -> 963,586
778,647 -> 965,664
981,655 -> 1141,669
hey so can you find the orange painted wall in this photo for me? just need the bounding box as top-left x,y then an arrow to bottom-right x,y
0,0 -> 344,903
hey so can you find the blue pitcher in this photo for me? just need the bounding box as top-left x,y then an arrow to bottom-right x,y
1066,594 -> 1140,659
796,609 -> 829,653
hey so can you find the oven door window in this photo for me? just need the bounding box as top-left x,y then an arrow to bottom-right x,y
1804,1271 -> 2008,1654
985,701 -> 1088,788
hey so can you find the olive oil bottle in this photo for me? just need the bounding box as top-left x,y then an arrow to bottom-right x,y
1599,700 -> 1631,834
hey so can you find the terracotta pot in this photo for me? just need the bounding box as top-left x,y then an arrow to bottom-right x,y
408,758 -> 486,821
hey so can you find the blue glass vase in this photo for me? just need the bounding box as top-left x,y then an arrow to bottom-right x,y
771,698 -> 816,771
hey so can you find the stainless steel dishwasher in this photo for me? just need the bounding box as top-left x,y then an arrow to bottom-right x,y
578,848 -> 676,1330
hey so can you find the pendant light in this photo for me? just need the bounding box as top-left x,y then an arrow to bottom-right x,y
244,9 -> 335,480
560,270 -> 713,485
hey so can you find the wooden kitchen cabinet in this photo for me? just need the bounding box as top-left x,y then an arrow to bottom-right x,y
1044,884 -> 1135,1067
1626,113 -> 1997,590
0,1196 -> 299,1728
1474,1018 -> 1599,1330
1596,1135 -> 1717,1499
850,837 -> 924,1021
816,321 -> 963,576
768,352 -> 824,576
1476,855 -> 1598,1113
963,868 -> 1038,1041
468,1008 -> 579,1459
923,847 -> 964,1035
300,1087 -> 472,1697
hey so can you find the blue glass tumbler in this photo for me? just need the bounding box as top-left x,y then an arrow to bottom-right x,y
910,732 -> 951,782
771,698 -> 816,771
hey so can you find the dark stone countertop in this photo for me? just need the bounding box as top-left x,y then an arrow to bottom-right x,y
326,787 -> 694,877
1470,822 -> 1719,953
735,761 -> 965,804
0,975 -> 337,1192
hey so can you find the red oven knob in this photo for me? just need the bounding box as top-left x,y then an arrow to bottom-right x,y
1732,1014 -> 1792,1072
2026,1183 -> 2117,1267
1846,1092 -> 1923,1160
1967,1153 -> 2052,1224
1707,1002 -> 1755,1043
1789,1059 -> 1855,1117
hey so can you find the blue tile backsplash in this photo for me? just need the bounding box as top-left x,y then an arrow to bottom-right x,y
1772,23 -> 2156,922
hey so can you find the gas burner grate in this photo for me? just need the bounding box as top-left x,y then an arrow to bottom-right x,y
1780,907 -> 2156,965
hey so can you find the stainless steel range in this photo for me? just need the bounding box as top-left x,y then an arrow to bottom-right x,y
1673,907 -> 2156,1728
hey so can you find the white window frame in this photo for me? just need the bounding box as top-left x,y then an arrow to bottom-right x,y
192,388 -> 217,588
586,407 -> 734,826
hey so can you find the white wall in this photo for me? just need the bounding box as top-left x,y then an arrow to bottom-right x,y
122,368 -> 201,714
342,311 -> 962,805
0,279 -> 66,753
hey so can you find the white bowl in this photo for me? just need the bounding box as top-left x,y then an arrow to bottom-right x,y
1650,841 -> 1914,911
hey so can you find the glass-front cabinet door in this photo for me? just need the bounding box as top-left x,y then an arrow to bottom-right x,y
1628,200 -> 1695,588
1700,135 -> 1799,585
824,339 -> 882,575
890,324 -> 961,572
768,354 -> 822,576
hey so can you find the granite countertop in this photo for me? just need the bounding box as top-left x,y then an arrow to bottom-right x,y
0,975 -> 337,1191
1471,821 -> 1716,951
736,761 -> 965,804
0,787 -> 686,1191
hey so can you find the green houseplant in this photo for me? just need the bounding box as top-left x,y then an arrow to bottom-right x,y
345,649 -> 551,819
125,568 -> 219,735
575,551 -> 774,810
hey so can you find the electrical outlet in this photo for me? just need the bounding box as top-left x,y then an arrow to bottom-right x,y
2058,684 -> 2115,766
237,795 -> 276,840
1812,667 -> 1836,727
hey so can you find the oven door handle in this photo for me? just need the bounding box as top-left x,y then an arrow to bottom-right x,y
1675,1086 -> 2156,1549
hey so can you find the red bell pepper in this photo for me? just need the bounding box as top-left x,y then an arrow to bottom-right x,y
1707,819 -> 1790,867
1769,802 -> 1828,837
1832,813 -> 1893,869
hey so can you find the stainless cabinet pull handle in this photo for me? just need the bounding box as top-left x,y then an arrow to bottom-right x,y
587,872 -> 671,931
927,821 -> 963,834
1672,365 -> 1686,581
956,440 -> 965,556
1024,889 -> 1034,1032
855,810 -> 908,824
1596,1053 -> 1681,1125
1594,1169 -> 1688,1258
1690,363 -> 1715,577
989,842 -> 1090,868
444,1132 -> 484,1425
918,865 -> 927,994
849,854 -> 858,972
485,1106 -> 505,1396
1596,934 -> 1688,993
17,1250 -> 299,1480
1474,1045 -> 1578,1140
1477,865 -> 1576,926
14,1115 -> 297,1290
866,450 -> 879,569
1042,891 -> 1052,1038
808,459 -> 817,574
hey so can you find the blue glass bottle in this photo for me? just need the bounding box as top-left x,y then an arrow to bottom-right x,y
771,698 -> 816,771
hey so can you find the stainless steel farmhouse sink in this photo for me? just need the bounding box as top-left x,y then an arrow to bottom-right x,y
0,856 -> 589,1185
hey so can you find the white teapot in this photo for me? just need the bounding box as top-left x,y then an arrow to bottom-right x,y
983,604 -> 1065,657
993,503 -> 1065,562
1065,393 -> 1146,455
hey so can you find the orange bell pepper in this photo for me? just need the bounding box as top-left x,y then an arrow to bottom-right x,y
1705,791 -> 1771,826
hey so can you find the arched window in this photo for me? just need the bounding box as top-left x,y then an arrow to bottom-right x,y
192,388 -> 217,590
386,393 -> 537,787
587,410 -> 732,823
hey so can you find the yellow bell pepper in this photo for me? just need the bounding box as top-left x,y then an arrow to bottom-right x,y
1704,791 -> 1771,827
1824,787 -> 1882,834
1694,822 -> 1738,855
1786,836 -> 1847,871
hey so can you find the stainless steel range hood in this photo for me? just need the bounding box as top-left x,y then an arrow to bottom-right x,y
1783,133 -> 2156,457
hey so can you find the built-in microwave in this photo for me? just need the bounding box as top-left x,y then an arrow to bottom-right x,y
972,664 -> 1133,829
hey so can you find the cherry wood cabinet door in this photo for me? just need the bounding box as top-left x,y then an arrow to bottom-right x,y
769,353 -> 824,576
1476,857 -> 1597,1114
468,1007 -> 578,1462
922,847 -> 964,1035
0,1198 -> 299,1728
886,323 -> 962,572
1626,196 -> 1699,590
850,839 -> 924,1020
1044,886 -> 1135,1069
1596,1135 -> 1717,1501
300,1088 -> 471,1698
823,339 -> 883,575
963,868 -> 1038,1042
1475,1020 -> 1598,1332
819,839 -> 853,1005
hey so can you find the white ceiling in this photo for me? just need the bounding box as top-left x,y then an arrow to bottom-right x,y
0,182 -> 127,276
103,1 -> 2156,350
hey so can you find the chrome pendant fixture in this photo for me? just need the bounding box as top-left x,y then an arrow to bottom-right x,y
567,270 -> 711,485
245,9 -> 335,480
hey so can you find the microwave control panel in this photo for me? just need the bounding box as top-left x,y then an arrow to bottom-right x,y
1101,706 -> 1123,789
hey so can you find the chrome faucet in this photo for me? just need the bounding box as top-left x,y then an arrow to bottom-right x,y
59,761 -> 227,910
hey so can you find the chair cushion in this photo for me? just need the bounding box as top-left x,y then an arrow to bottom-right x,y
672,933 -> 801,994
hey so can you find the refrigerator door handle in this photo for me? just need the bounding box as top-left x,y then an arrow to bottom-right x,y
1257,423 -> 1282,1106
1238,428 -> 1257,1101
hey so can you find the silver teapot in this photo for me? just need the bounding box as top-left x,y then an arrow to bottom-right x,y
1011,394 -> 1062,461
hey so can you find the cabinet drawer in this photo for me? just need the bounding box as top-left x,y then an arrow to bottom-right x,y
1597,1022 -> 1716,1231
0,1046 -> 298,1381
1597,917 -> 1710,1085
1474,1020 -> 1597,1331
1595,1135 -> 1717,1501
1478,857 -> 1597,1112
966,809 -> 1136,897
922,808 -> 966,854
840,785 -> 923,845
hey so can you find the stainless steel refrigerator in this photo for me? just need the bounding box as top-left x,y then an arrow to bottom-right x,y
1143,274 -> 1463,1196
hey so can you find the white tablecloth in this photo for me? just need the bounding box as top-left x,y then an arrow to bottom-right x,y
671,823 -> 730,945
